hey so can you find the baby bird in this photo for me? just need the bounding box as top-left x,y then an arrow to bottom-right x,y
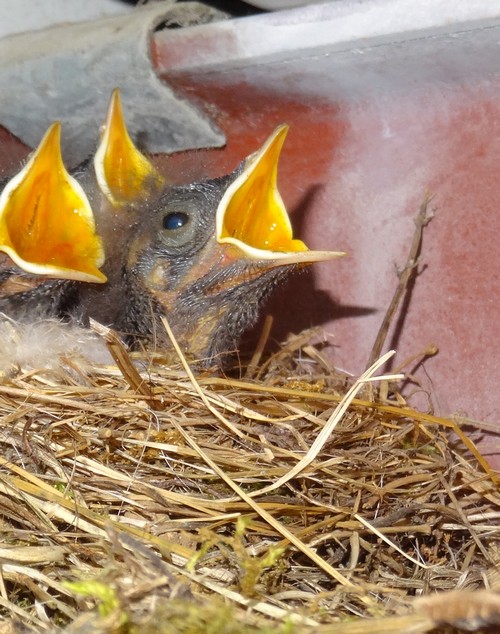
0,90 -> 344,365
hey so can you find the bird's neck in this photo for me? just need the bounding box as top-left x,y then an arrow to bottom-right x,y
121,264 -> 288,366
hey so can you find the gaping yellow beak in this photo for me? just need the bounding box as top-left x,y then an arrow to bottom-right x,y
0,123 -> 106,283
94,88 -> 164,207
216,125 -> 345,265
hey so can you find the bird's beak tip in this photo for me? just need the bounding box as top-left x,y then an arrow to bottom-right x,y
94,88 -> 164,207
0,123 -> 106,282
216,124 -> 343,264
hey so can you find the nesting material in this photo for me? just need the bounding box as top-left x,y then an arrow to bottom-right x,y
0,317 -> 112,375
0,318 -> 498,634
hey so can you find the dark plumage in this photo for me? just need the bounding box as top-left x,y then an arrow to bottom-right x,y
0,91 -> 344,366
109,177 -> 294,362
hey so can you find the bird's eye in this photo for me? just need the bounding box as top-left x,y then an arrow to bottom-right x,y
162,211 -> 189,231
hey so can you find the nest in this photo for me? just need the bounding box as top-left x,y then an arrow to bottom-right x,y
0,198 -> 499,633
0,316 -> 498,634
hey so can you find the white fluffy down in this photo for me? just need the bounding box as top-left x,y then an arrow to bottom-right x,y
0,316 -> 113,374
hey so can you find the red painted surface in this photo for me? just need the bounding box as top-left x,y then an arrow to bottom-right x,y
0,127 -> 30,175
152,37 -> 500,466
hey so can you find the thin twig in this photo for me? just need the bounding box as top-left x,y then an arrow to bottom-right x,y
366,194 -> 434,369
90,319 -> 158,403
245,315 -> 273,379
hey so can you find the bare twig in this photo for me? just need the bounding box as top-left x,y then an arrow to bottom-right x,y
366,194 -> 434,370
90,319 -> 158,404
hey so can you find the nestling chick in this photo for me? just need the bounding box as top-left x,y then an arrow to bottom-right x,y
0,90 -> 344,365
